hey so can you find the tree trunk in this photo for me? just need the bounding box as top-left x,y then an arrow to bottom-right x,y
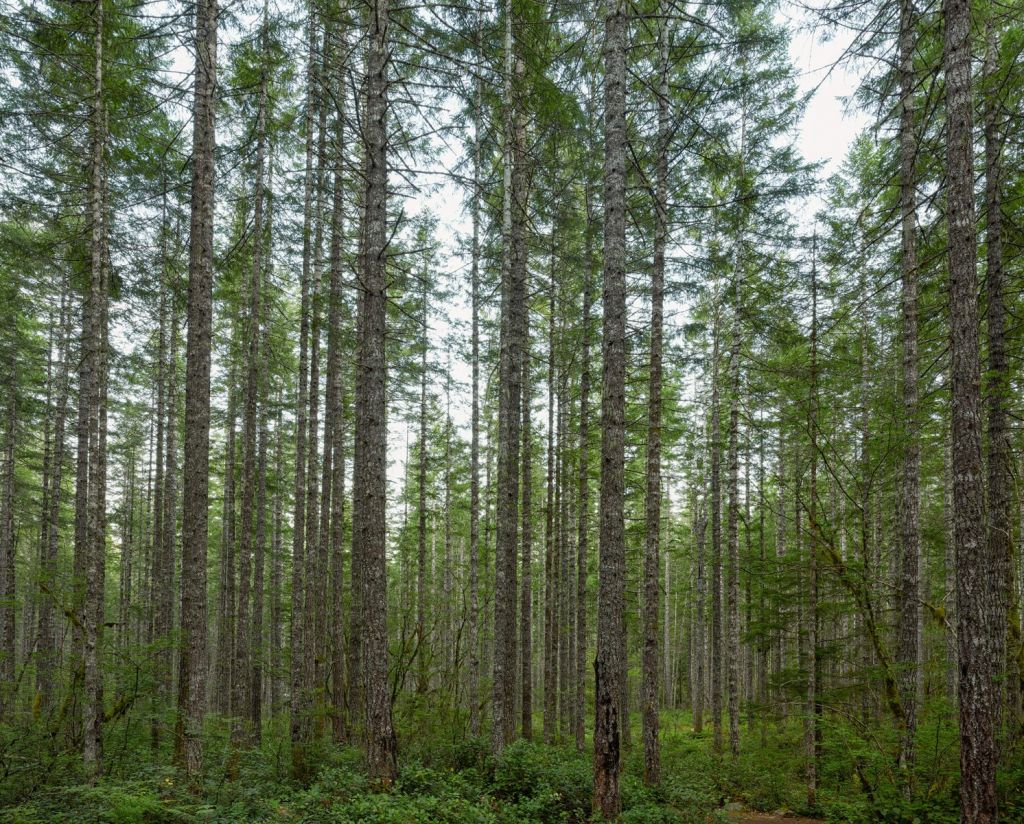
521,327 -> 533,740
544,243 -> 557,745
710,314 -> 723,753
81,0 -> 107,774
895,0 -> 921,785
37,282 -> 70,713
179,0 -> 217,778
492,0 -> 527,753
290,4 -> 318,777
983,23 -> 1012,733
593,0 -> 627,813
355,0 -> 397,783
806,253 -> 819,809
575,188 -> 594,752
726,302 -> 741,758
326,23 -> 348,740
467,3 -> 483,732
416,274 -> 429,697
642,4 -> 668,784
945,0 -> 998,816
233,37 -> 268,751
693,490 -> 707,733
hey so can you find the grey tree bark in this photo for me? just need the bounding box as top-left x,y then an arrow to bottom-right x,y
944,0 -> 998,817
895,0 -> 921,785
354,0 -> 397,783
492,0 -> 527,753
593,0 -> 627,814
179,0 -> 218,778
642,2 -> 669,785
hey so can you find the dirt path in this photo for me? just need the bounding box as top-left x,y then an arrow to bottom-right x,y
734,815 -> 824,824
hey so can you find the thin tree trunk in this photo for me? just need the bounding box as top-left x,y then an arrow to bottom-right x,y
693,492 -> 707,734
416,274 -> 429,697
521,327 -> 533,740
574,189 -> 593,753
806,251 -> 819,809
216,377 -> 238,716
0,368 -> 15,719
467,0 -> 484,737
37,281 -> 70,713
726,301 -> 741,758
710,313 -> 723,753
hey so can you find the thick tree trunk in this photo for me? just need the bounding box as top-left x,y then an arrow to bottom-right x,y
355,0 -> 397,783
233,44 -> 268,751
179,0 -> 217,778
593,0 -> 627,814
944,0 -> 998,817
983,24 -> 1012,733
642,5 -> 668,784
81,0 -> 107,774
492,0 -> 527,753
895,0 -> 921,785
290,5 -> 318,777
326,29 -> 348,740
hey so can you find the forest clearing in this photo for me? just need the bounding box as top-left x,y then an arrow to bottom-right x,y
0,0 -> 1022,820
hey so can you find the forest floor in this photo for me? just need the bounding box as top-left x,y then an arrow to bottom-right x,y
1,707 -> 989,823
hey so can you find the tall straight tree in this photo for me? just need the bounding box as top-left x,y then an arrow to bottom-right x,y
521,328 -> 534,740
81,0 -> 107,775
233,23 -> 269,749
982,22 -> 1013,730
492,0 -> 527,754
944,0 -> 998,817
642,0 -> 669,786
895,0 -> 921,785
593,0 -> 627,815
290,5 -> 318,776
354,0 -> 397,784
575,185 -> 594,753
709,312 -> 723,753
179,0 -> 217,779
